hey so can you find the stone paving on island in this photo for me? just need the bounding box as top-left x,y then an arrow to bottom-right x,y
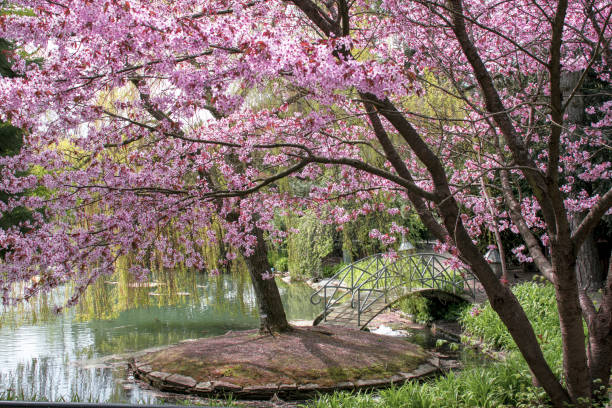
129,325 -> 440,400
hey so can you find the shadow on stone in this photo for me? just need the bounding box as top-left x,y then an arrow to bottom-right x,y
129,326 -> 438,400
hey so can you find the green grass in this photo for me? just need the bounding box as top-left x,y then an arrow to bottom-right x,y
310,280 -> 609,408
309,353 -> 548,408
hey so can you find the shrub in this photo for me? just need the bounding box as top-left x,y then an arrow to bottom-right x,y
273,256 -> 288,273
460,280 -> 564,375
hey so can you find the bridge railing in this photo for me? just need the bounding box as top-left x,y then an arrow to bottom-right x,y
310,252 -> 385,317
349,253 -> 477,326
311,252 -> 478,327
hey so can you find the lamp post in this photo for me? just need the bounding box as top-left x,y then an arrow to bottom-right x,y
484,248 -> 502,278
399,234 -> 415,253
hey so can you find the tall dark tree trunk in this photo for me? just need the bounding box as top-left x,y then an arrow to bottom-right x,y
571,214 -> 605,290
243,226 -> 291,334
437,199 -> 572,407
562,72 -> 605,291
579,256 -> 612,402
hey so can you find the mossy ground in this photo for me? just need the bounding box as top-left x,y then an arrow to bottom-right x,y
139,325 -> 428,388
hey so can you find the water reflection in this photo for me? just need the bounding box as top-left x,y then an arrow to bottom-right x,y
0,269 -> 322,403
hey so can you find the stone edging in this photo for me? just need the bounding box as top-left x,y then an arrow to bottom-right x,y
129,359 -> 440,400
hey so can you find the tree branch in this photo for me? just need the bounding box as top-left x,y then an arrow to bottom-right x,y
446,0 -> 557,232
571,188 -> 612,250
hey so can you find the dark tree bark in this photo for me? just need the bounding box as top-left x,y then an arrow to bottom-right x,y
579,256 -> 612,401
571,214 -> 605,290
561,71 -> 605,291
243,226 -> 291,334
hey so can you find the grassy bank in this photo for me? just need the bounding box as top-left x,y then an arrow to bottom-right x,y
311,280 -> 607,408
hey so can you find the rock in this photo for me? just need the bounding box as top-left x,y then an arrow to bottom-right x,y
243,383 -> 278,397
371,325 -> 406,337
354,378 -> 390,389
335,381 -> 354,390
440,360 -> 461,370
400,363 -> 438,380
428,356 -> 441,368
146,371 -> 171,386
313,384 -> 337,393
213,380 -> 242,392
297,383 -> 319,391
251,383 -> 279,392
194,381 -> 213,394
389,374 -> 405,384
278,383 -> 297,391
136,365 -> 153,374
269,393 -> 284,404
165,373 -> 197,389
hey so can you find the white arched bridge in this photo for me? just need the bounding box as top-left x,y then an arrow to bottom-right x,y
310,252 -> 480,329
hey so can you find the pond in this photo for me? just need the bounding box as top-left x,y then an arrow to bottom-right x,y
0,271 -> 322,404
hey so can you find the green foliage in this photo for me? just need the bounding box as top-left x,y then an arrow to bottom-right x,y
397,295 -> 431,324
309,357 -> 549,408
274,255 -> 288,272
342,210 -> 427,260
267,249 -> 288,272
287,212 -> 335,279
322,262 -> 348,278
0,40 -> 35,256
0,38 -> 18,78
460,280 -> 564,375
397,294 -> 467,324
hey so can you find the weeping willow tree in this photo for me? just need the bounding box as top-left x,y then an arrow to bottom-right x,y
286,211 -> 336,279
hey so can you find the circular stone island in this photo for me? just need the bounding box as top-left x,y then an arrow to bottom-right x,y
129,325 -> 439,400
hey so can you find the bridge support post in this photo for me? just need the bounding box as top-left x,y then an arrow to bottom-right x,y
357,289 -> 361,327
323,287 -> 327,322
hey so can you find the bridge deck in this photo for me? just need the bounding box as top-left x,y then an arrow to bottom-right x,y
320,298 -> 388,329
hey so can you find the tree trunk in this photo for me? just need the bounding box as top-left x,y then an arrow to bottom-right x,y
480,175 -> 509,282
435,199 -> 571,407
580,256 -> 612,401
586,307 -> 612,400
571,213 -> 605,290
562,71 -> 605,291
243,226 -> 291,334
552,254 -> 592,404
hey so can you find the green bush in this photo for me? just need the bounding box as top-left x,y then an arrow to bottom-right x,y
310,357 -> 548,408
397,295 -> 431,324
321,262 -> 348,278
273,256 -> 288,273
460,280 -> 564,375
397,294 -> 467,324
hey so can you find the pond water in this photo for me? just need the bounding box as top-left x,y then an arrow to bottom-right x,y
0,271 -> 322,404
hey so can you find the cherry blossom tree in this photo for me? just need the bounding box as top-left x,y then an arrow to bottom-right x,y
0,0 -> 611,405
